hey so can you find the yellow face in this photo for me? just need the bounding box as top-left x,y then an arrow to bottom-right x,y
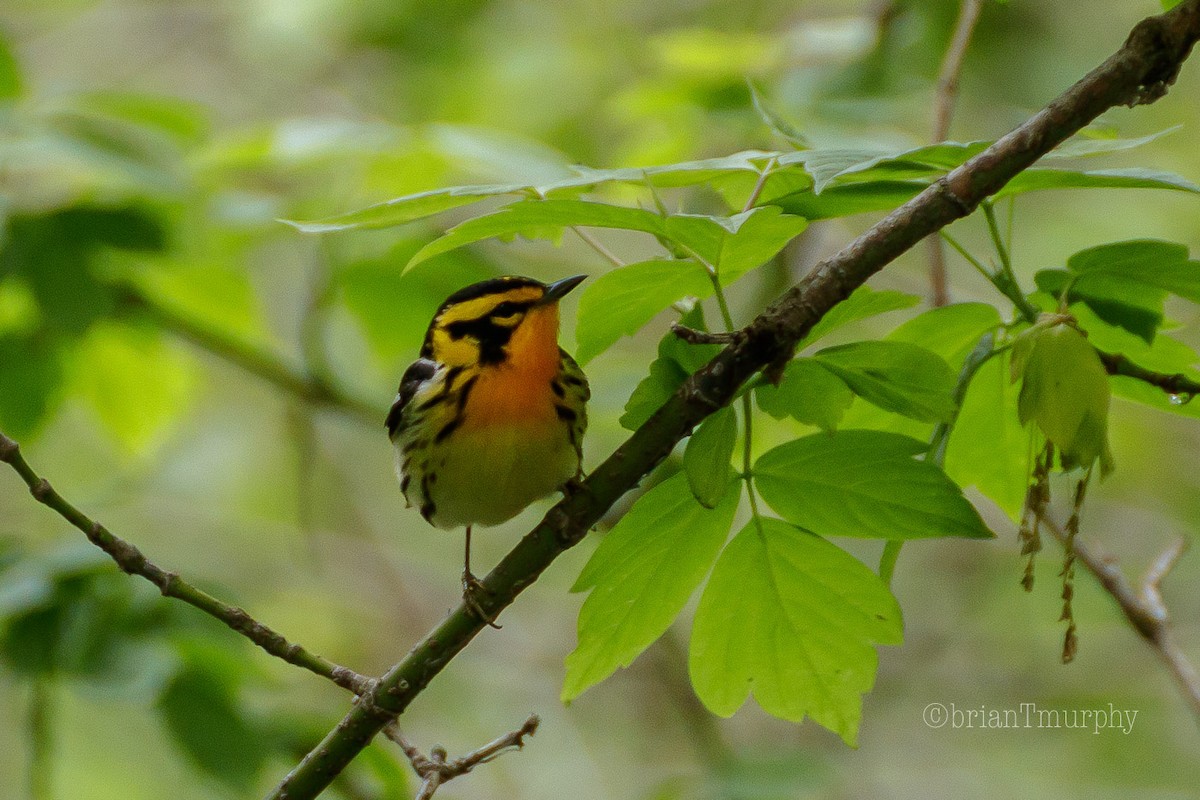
421,280 -> 552,369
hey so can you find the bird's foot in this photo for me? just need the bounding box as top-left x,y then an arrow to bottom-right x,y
561,474 -> 587,499
462,570 -> 502,629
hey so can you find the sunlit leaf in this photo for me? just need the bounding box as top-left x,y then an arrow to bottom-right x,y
945,352 -> 1029,521
995,168 -> 1200,198
406,200 -> 805,281
798,286 -> 921,350
813,341 -> 958,423
575,260 -> 713,365
689,518 -> 902,744
563,475 -> 739,701
836,303 -> 1002,436
755,358 -> 854,432
286,185 -> 529,233
1067,239 -> 1200,305
754,430 -> 994,540
74,322 -> 195,456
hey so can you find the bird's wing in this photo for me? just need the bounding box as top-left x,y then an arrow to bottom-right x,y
386,358 -> 438,439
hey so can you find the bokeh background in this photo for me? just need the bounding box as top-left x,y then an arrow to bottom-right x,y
1,1 -> 1199,798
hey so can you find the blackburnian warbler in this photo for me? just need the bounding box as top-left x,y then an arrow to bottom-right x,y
387,275 -> 589,622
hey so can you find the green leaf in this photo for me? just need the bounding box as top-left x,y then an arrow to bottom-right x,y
835,303 -> 1002,436
285,185 -> 530,233
707,206 -> 808,283
1046,126 -> 1180,159
1112,376 -> 1200,419
563,475 -> 740,701
995,168 -> 1200,199
755,358 -> 854,432
754,430 -> 994,540
74,322 -> 195,456
798,286 -> 921,350
688,518 -> 902,744
157,665 -> 267,790
772,181 -> 927,220
1036,268 -> 1165,344
1069,301 -> 1200,377
813,341 -> 958,423
575,260 -> 713,365
620,307 -> 721,431
620,356 -> 688,431
945,352 -> 1029,521
1068,239 -> 1200,305
1013,323 -> 1113,474
881,303 -> 1003,367
747,82 -> 810,149
684,407 -> 738,507
70,91 -> 210,146
407,200 -> 804,281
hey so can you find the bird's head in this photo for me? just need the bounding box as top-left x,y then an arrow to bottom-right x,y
421,274 -> 585,369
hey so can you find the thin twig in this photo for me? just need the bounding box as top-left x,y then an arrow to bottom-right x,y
0,431 -> 374,696
934,0 -> 985,141
571,226 -> 625,268
927,0 -> 985,306
128,290 -> 380,427
270,5 -> 1200,795
1044,520 -> 1200,718
383,716 -> 540,799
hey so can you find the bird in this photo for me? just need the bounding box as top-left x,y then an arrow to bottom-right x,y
386,274 -> 589,624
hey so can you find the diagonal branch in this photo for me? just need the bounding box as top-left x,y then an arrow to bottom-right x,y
1045,521 -> 1200,718
0,432 -> 373,696
268,3 -> 1200,797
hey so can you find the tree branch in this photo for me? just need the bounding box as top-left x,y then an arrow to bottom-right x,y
383,715 -> 539,800
1098,350 -> 1200,397
927,0 -> 985,306
268,3 -> 1200,797
1044,521 -> 1200,718
127,291 -> 381,427
0,432 -> 373,696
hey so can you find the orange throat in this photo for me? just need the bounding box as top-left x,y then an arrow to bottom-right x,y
462,304 -> 562,428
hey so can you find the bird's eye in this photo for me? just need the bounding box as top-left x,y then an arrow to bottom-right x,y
491,301 -> 522,320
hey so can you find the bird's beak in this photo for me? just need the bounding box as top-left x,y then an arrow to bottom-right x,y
540,274 -> 587,304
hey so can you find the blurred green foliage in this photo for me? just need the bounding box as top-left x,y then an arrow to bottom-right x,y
2,1 -> 1200,798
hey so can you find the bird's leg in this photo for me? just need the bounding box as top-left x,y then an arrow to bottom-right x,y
462,526 -> 501,629
561,471 -> 587,499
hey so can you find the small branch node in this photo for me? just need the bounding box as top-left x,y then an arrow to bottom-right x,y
933,176 -> 974,215
159,571 -> 182,597
1140,537 -> 1189,617
388,714 -> 541,799
670,324 -> 737,345
0,434 -> 18,463
31,478 -> 52,502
